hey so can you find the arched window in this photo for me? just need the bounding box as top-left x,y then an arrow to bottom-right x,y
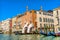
39,17 -> 42,22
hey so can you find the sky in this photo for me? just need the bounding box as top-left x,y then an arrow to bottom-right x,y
0,0 -> 60,21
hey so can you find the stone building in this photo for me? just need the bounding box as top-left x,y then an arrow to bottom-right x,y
36,7 -> 54,33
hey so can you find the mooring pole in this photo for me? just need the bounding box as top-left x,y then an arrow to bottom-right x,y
9,19 -> 12,34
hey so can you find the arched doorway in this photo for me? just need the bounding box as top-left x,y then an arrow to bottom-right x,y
24,27 -> 28,33
30,27 -> 34,33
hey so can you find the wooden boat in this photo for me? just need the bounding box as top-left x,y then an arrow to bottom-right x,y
50,26 -> 60,36
50,32 -> 60,36
0,30 -> 3,34
0,32 -> 3,34
14,31 -> 22,35
40,29 -> 51,36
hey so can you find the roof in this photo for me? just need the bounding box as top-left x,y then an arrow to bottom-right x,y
53,7 -> 60,11
47,10 -> 53,13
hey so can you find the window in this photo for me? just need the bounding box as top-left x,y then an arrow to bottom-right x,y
44,24 -> 45,27
47,18 -> 49,22
57,10 -> 58,15
43,18 -> 45,22
50,19 -> 51,22
51,24 -> 54,28
52,24 -> 54,28
39,17 -> 42,22
50,24 -> 54,27
44,24 -> 47,28
51,24 -> 52,27
47,18 -> 54,23
40,24 -> 42,27
39,12 -> 41,14
43,18 -> 48,22
52,19 -> 54,23
46,18 -> 47,22
14,21 -> 16,27
14,24 -> 16,28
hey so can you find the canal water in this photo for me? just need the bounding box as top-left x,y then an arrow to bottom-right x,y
0,34 -> 60,40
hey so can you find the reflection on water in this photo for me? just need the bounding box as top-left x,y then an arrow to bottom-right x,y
0,34 -> 60,40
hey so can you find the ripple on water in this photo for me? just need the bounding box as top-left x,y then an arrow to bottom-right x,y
0,34 -> 60,40
53,37 -> 60,40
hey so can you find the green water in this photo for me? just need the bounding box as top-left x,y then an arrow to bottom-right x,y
0,34 -> 60,40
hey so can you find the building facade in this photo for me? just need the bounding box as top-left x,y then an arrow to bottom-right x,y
1,6 -> 60,34
16,10 -> 37,33
36,9 -> 54,33
0,22 -> 2,30
16,14 -> 23,32
12,17 -> 17,32
1,18 -> 11,34
53,8 -> 60,33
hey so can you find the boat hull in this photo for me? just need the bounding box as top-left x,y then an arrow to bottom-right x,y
51,32 -> 60,36
40,31 -> 51,36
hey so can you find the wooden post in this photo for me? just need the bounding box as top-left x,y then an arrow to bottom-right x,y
9,19 -> 12,34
